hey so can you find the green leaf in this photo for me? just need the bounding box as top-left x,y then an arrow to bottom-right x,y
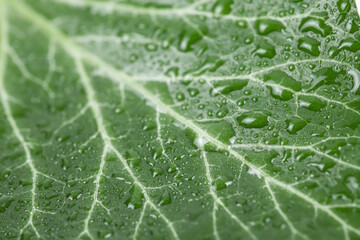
0,0 -> 360,239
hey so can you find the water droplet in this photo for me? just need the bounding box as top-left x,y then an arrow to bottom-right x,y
255,19 -> 285,35
288,64 -> 295,71
236,20 -> 248,28
298,36 -> 320,56
253,42 -> 276,58
299,17 -> 332,37
40,179 -> 53,190
178,29 -> 203,52
97,230 -> 113,239
237,112 -> 269,128
145,43 -> 158,51
210,79 -> 248,96
216,109 -> 229,118
264,70 -> 302,91
337,0 -> 351,13
211,0 -> 234,15
285,116 -> 307,134
267,86 -> 293,101
151,167 -> 164,177
61,158 -> 70,170
187,88 -> 199,97
214,177 -> 232,190
307,67 -> 341,91
68,211 -> 78,221
126,185 -> 144,209
345,19 -> 359,33
0,196 -> 13,213
66,190 -> 82,200
298,95 -> 327,112
330,38 -> 360,57
349,69 -> 360,95
158,190 -> 172,206
176,92 -> 185,101
143,122 -> 156,131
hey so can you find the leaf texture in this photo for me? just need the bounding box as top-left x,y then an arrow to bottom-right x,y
0,0 -> 360,239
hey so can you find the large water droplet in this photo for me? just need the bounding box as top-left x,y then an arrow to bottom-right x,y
211,0 -> 234,15
178,29 -> 204,52
307,67 -> 341,91
214,176 -> 232,190
255,19 -> 285,35
298,95 -> 327,112
126,185 -> 144,209
252,42 -> 276,59
349,70 -> 360,95
264,70 -> 302,91
299,17 -> 332,37
330,38 -> 360,57
210,79 -> 248,96
267,85 -> 293,101
297,36 -> 320,56
286,116 -> 307,134
237,112 -> 269,128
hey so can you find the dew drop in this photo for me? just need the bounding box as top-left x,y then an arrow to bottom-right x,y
298,95 -> 327,112
210,79 -> 248,96
297,36 -> 320,56
267,85 -> 293,101
236,20 -> 248,28
255,19 -> 285,35
264,70 -> 302,91
125,185 -> 144,209
299,17 -> 332,37
176,92 -> 185,101
237,112 -> 269,128
285,116 -> 307,134
187,88 -> 199,97
216,109 -> 229,118
252,42 -> 276,59
211,0 -> 234,15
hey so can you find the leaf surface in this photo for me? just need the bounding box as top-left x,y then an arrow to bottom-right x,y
1,0 -> 360,239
